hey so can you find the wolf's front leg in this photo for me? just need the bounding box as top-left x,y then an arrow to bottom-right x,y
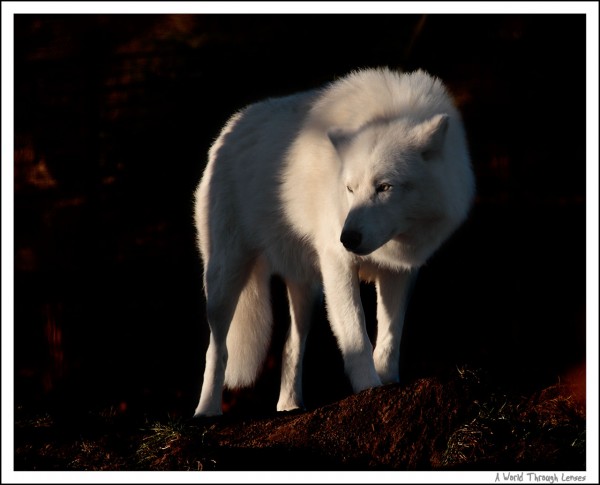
320,252 -> 381,393
373,268 -> 416,383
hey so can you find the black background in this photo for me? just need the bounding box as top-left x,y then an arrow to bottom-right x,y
14,14 -> 586,419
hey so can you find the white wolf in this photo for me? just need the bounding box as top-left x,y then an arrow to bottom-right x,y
193,68 -> 475,417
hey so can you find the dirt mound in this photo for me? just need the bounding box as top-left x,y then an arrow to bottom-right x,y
15,371 -> 585,471
136,374 -> 585,471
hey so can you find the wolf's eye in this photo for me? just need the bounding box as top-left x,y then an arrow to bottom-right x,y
375,183 -> 392,193
346,185 -> 354,193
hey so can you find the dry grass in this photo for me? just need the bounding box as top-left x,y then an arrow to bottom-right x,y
443,368 -> 586,469
136,419 -> 216,471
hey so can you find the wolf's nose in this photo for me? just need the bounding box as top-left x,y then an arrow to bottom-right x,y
340,230 -> 362,251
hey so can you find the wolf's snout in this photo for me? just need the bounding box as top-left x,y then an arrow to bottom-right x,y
340,229 -> 362,251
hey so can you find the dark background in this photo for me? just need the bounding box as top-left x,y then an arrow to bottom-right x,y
14,14 -> 586,420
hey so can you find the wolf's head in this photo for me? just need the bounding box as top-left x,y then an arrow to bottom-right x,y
329,113 -> 474,268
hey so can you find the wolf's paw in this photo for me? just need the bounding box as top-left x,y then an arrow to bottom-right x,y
375,367 -> 400,385
276,407 -> 306,416
347,361 -> 382,393
189,413 -> 222,427
276,398 -> 304,413
193,404 -> 223,420
374,351 -> 400,384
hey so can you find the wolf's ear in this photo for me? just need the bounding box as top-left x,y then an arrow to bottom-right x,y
418,113 -> 449,161
328,127 -> 354,154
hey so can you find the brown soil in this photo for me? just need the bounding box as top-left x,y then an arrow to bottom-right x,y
15,371 -> 585,471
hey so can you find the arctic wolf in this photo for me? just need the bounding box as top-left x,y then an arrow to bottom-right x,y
193,68 -> 475,417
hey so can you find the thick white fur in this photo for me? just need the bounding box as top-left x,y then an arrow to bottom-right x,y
194,68 -> 475,417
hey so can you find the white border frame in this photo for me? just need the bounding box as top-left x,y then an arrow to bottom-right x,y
2,2 -> 598,484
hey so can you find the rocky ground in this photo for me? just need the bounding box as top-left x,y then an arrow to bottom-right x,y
15,370 -> 585,471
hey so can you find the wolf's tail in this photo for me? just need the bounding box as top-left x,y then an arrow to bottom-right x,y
224,257 -> 273,389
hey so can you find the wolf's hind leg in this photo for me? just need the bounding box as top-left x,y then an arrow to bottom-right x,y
194,254 -> 253,417
277,280 -> 318,412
